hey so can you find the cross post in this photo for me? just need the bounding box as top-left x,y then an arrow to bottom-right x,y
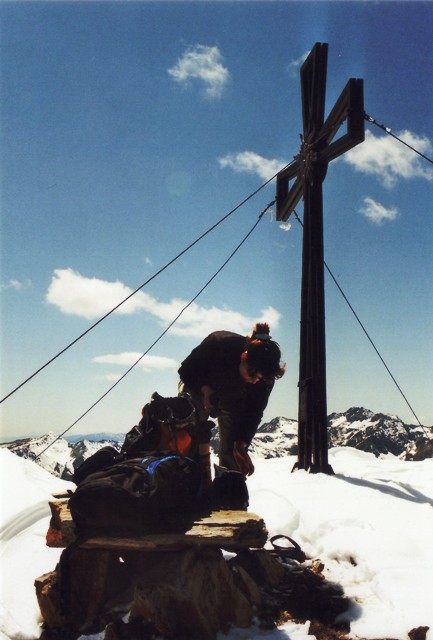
276,43 -> 364,474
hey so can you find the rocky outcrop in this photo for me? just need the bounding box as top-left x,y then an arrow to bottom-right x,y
36,545 -> 350,640
403,436 -> 433,461
130,547 -> 258,640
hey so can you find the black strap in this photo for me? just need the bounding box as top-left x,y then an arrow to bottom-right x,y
269,534 -> 307,562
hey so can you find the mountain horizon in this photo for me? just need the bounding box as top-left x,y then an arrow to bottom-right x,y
1,405 -> 431,446
2,406 -> 432,483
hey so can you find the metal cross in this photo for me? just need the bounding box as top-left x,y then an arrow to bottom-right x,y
276,43 -> 364,473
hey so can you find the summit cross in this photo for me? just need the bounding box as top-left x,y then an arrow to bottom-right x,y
276,42 -> 364,474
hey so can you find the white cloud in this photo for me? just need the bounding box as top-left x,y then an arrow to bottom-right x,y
288,51 -> 309,77
359,197 -> 399,225
96,373 -> 123,382
344,130 -> 433,188
45,268 -> 152,320
279,222 -> 292,232
218,151 -> 284,181
167,45 -> 229,99
93,353 -> 179,374
0,279 -> 32,292
162,303 -> 282,339
45,268 -> 282,338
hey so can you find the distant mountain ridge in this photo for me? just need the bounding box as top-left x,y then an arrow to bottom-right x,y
65,432 -> 126,443
2,407 -> 432,481
250,407 -> 432,460
1,432 -> 122,480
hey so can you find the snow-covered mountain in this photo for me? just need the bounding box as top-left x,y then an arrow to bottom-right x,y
65,432 -> 126,443
2,407 -> 432,480
327,407 -> 428,456
0,432 -> 122,481
250,407 -> 432,461
250,416 -> 298,458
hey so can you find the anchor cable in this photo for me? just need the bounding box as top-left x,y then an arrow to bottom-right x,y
35,200 -> 274,458
1,162 -> 292,405
365,113 -> 433,165
292,209 -> 429,436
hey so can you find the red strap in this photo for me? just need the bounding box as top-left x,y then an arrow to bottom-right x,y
157,423 -> 192,456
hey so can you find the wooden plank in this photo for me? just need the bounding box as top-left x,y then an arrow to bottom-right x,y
46,500 -> 268,550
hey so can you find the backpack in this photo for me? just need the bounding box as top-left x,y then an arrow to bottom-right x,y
70,393 -> 198,487
121,392 -> 198,458
72,445 -> 123,485
68,454 -> 201,538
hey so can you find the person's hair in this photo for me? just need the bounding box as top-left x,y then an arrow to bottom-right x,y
245,323 -> 286,380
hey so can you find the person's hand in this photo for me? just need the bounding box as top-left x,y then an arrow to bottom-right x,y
233,441 -> 255,476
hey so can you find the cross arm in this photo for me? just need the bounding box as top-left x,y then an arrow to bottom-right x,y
276,159 -> 302,222
276,171 -> 303,223
317,78 -> 364,163
301,42 -> 328,136
276,77 -> 364,222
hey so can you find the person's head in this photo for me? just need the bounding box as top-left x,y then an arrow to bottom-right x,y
239,322 -> 286,384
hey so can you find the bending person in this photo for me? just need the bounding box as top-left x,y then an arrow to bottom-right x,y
178,322 -> 285,475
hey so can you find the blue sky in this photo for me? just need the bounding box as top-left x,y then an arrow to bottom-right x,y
1,1 -> 432,439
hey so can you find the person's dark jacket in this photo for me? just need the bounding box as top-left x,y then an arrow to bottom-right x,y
178,330 -> 273,445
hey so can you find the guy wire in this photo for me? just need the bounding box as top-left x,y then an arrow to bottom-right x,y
35,200 -> 275,458
1,161 -> 291,405
365,113 -> 433,165
292,208 -> 428,436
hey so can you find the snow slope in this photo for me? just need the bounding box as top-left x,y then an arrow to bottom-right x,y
1,447 -> 433,640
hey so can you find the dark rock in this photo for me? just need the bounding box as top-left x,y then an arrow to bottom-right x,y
408,626 -> 430,640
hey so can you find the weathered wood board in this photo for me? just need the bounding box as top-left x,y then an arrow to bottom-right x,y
46,500 -> 268,550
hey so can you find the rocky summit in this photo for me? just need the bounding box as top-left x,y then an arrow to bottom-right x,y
2,407 -> 432,480
250,407 -> 432,460
327,407 -> 426,456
